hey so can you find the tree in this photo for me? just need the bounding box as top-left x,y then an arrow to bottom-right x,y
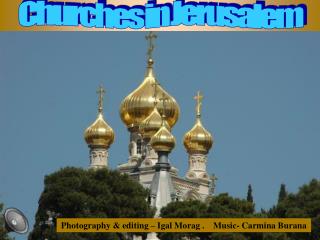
208,194 -> 255,240
247,184 -> 253,203
278,184 -> 288,203
269,179 -> 320,240
208,193 -> 255,217
0,203 -> 13,240
211,232 -> 247,240
159,194 -> 255,240
159,200 -> 208,240
28,167 -> 154,240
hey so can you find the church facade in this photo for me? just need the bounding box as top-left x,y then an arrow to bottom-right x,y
83,34 -> 216,218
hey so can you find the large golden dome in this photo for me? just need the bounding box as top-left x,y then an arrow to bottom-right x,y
150,120 -> 176,153
84,87 -> 115,148
120,59 -> 180,130
183,92 -> 213,154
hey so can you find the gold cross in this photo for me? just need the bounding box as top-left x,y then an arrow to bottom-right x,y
145,32 -> 157,60
97,85 -> 105,113
151,81 -> 161,106
159,93 -> 169,119
194,91 -> 203,117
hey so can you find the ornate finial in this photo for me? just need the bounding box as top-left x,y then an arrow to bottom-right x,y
145,31 -> 157,61
151,81 -> 161,106
97,85 -> 106,113
194,91 -> 203,118
159,93 -> 169,121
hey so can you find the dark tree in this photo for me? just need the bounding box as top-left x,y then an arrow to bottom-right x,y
159,193 -> 255,240
0,203 -> 13,240
269,179 -> 320,240
278,183 -> 288,203
28,167 -> 154,240
208,193 -> 255,217
247,184 -> 253,203
211,232 -> 247,240
159,200 -> 209,240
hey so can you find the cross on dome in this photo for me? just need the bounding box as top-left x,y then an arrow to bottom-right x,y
159,93 -> 169,119
194,91 -> 203,117
97,85 -> 105,113
151,81 -> 161,106
145,32 -> 157,60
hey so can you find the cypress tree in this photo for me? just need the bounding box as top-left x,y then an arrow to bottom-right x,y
278,183 -> 288,203
247,184 -> 253,203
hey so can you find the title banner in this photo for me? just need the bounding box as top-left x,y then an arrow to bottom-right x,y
1,0 -> 320,30
56,218 -> 312,232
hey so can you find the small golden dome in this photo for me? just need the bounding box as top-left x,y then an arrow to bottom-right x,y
119,59 -> 180,130
150,121 -> 176,153
84,113 -> 114,148
183,91 -> 213,154
84,86 -> 115,148
140,107 -> 170,139
183,118 -> 213,154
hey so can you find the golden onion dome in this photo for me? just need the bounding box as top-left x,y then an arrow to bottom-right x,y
84,86 -> 115,148
140,106 -> 170,139
84,113 -> 114,148
183,92 -> 213,154
183,118 -> 213,154
120,59 -> 180,131
150,120 -> 176,153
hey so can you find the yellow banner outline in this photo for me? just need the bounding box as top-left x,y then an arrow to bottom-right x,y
56,218 -> 312,233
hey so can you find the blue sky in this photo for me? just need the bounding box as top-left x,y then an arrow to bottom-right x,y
0,32 -> 319,239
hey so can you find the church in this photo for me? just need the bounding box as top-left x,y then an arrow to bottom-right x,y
83,33 -> 216,221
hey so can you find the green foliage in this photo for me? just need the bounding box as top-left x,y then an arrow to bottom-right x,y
159,194 -> 255,240
278,184 -> 288,203
159,200 -> 208,240
27,167 -> 319,240
0,203 -> 13,240
160,200 -> 208,218
160,180 -> 320,240
270,179 -> 320,240
28,167 -> 154,240
262,232 -> 288,240
207,193 -> 255,217
211,232 -> 246,240
208,194 -> 255,240
247,184 -> 253,203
